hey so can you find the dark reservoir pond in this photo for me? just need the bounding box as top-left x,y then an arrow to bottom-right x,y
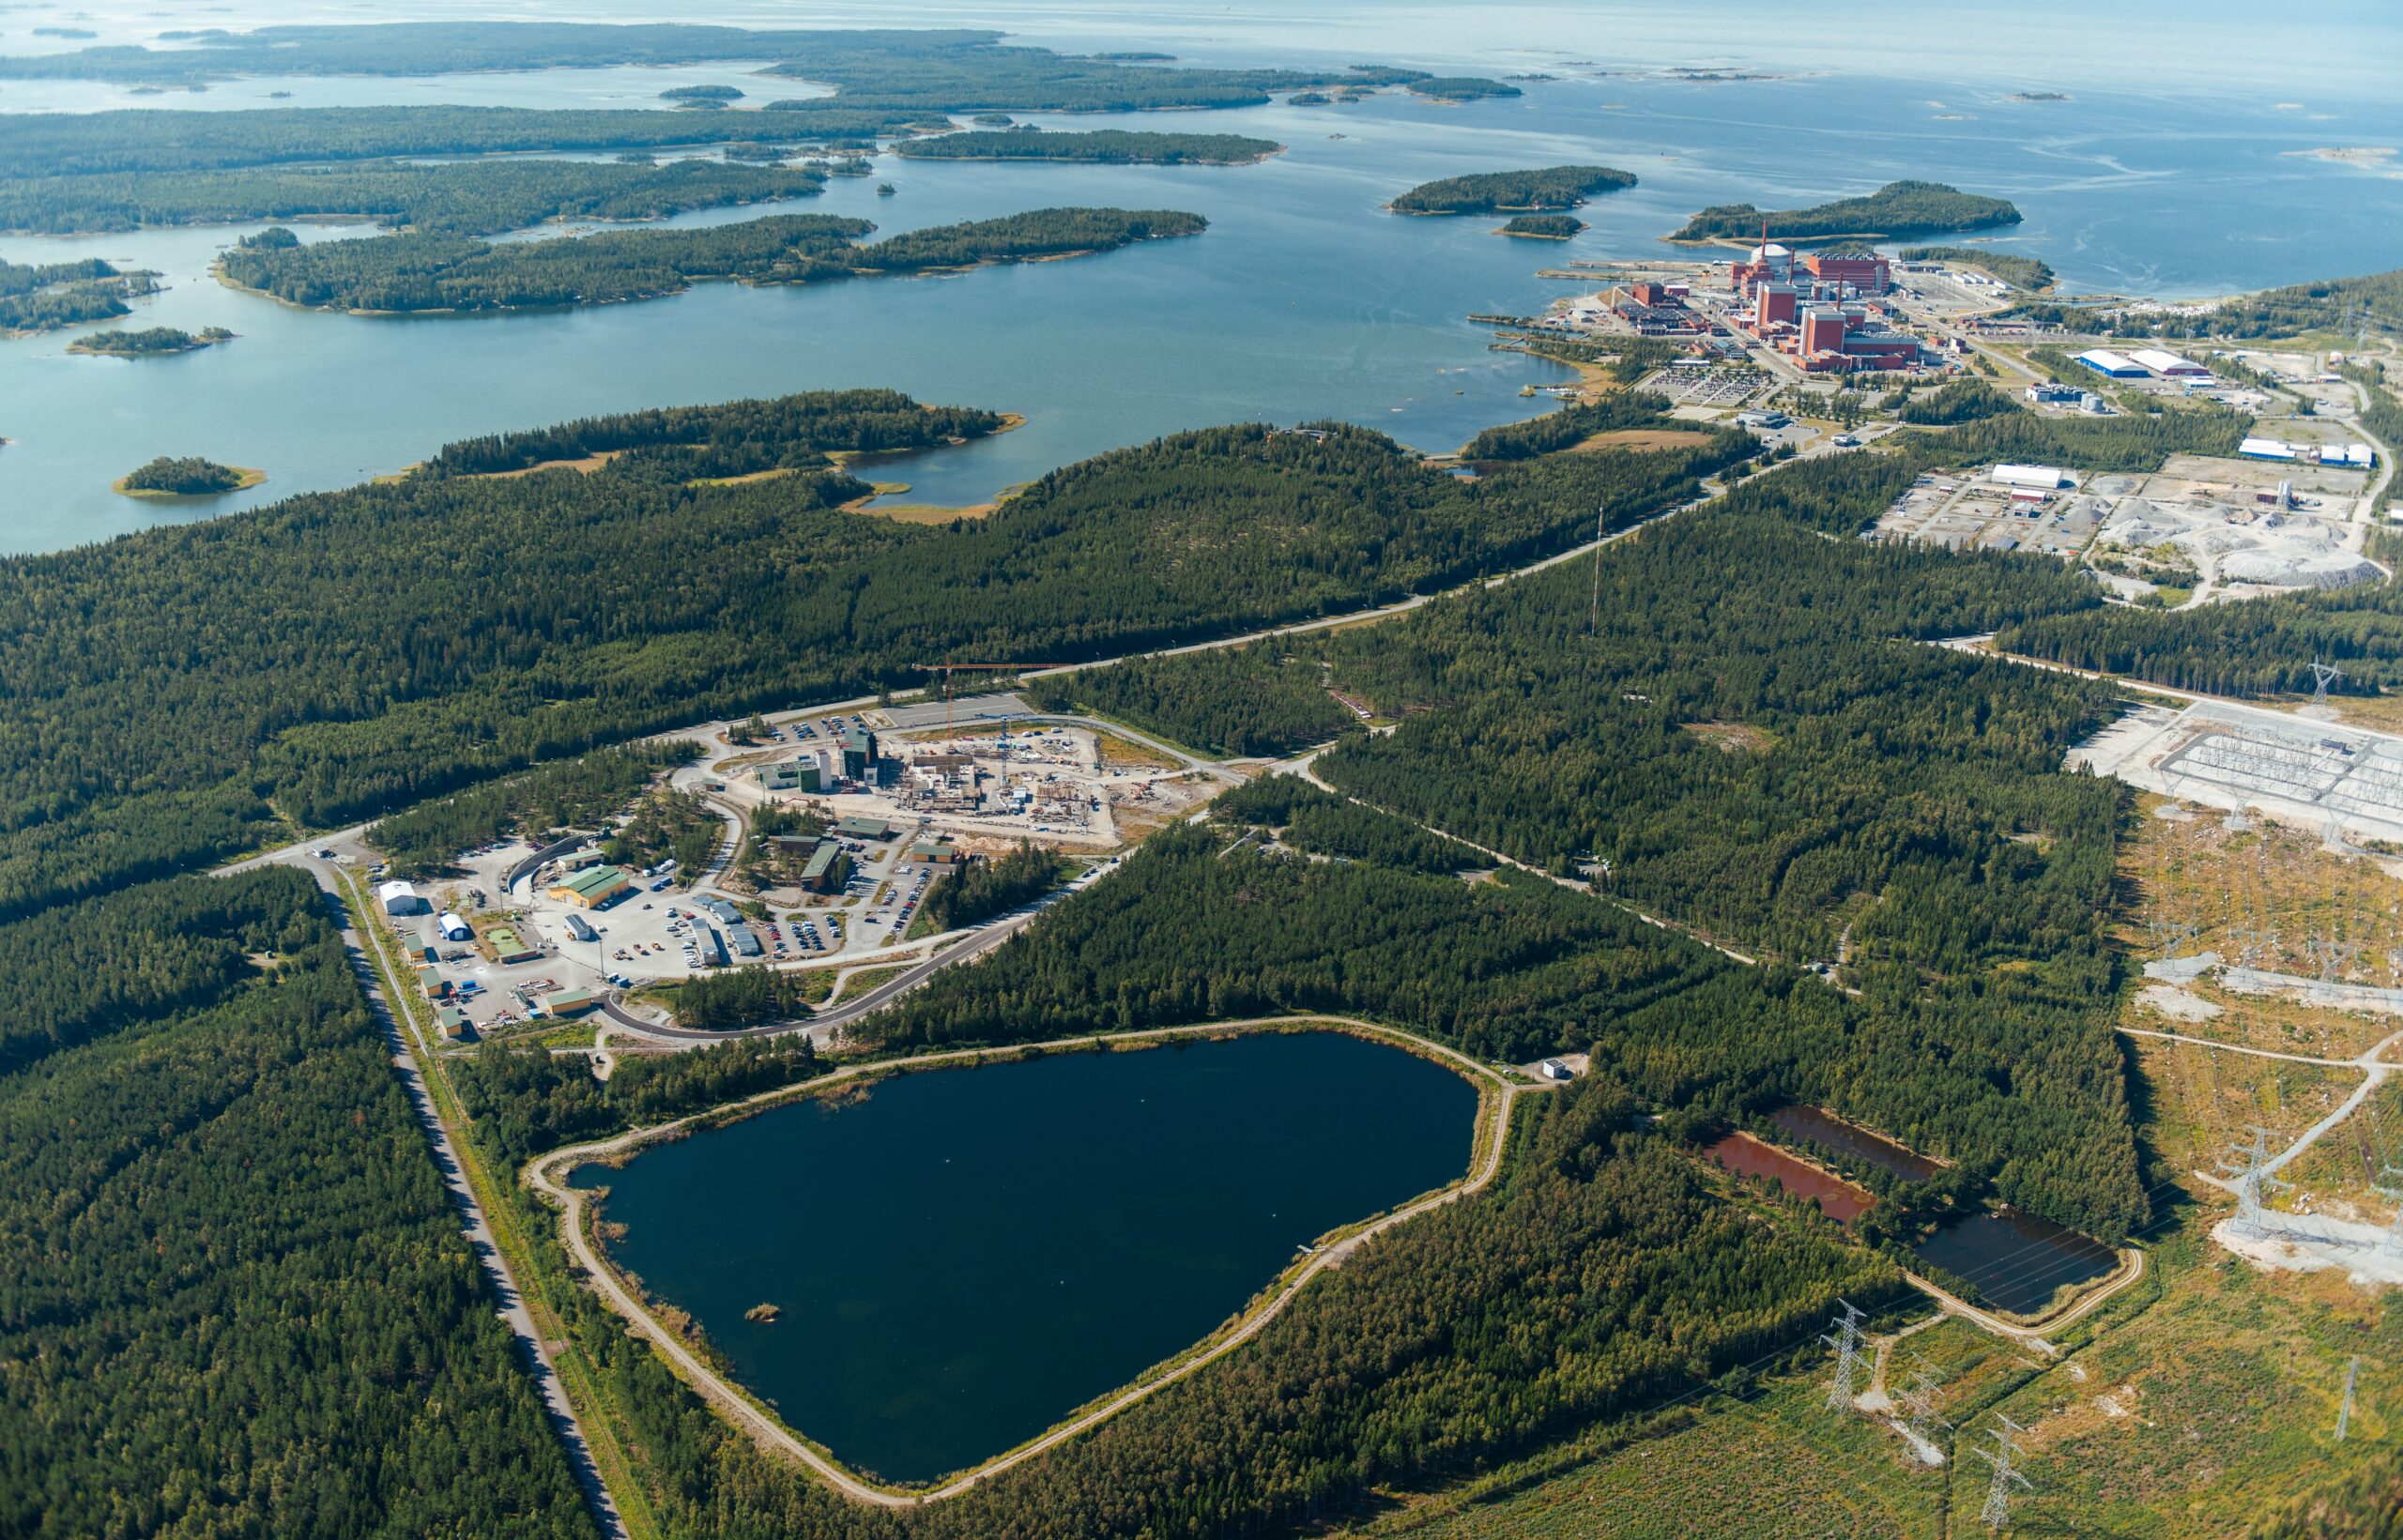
576,1029 -> 1477,1484
1911,1209 -> 2119,1319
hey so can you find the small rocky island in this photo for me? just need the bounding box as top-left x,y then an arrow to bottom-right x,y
114,456 -> 264,496
69,326 -> 235,358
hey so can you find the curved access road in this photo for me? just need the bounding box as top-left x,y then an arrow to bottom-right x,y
527,1015 -> 1539,1508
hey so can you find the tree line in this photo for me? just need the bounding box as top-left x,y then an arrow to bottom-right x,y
920,840 -> 1064,931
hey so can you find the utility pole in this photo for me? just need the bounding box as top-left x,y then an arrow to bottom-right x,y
1973,1415 -> 2033,1531
2220,1125 -> 2293,1237
1822,1299 -> 1868,1413
2336,1355 -> 2361,1441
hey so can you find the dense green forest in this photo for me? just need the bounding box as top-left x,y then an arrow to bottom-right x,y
1895,243 -> 2056,290
667,966 -> 818,1031
884,667 -> 2147,1244
2119,267 -> 2403,341
1459,389 -> 1740,461
1672,180 -> 2021,242
454,1032 -> 825,1168
1997,575 -> 2403,695
0,394 -> 1733,922
0,106 -> 877,180
370,742 -> 695,874
893,128 -> 1281,163
0,868 -> 595,1535
1892,379 -> 2019,425
1390,164 -> 1637,214
217,206 -> 1205,312
117,455 -> 253,494
1498,212 -> 1585,237
418,387 -> 1004,480
0,22 -> 1500,111
0,156 -> 828,236
1029,643 -> 1358,756
920,841 -> 1064,931
0,253 -> 155,332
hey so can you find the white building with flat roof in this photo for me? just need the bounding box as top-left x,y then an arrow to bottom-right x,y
1991,463 -> 2067,490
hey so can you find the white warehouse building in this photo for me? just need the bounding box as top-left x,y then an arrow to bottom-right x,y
436,911 -> 474,941
376,880 -> 429,916
1990,463 -> 2068,491
2129,347 -> 2210,376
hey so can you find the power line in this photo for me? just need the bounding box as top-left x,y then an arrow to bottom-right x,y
2337,1355 -> 2361,1441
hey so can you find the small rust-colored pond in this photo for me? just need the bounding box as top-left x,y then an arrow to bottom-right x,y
1703,1130 -> 1874,1224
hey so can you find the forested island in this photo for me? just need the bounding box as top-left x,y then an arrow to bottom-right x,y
0,157 -> 829,237
1404,76 -> 1523,101
1896,243 -> 2055,289
661,84 -> 743,106
113,456 -> 264,496
68,325 -> 234,356
1390,165 -> 1636,214
1671,179 -> 2021,242
0,105 -> 899,182
0,254 -> 158,333
0,23 -> 1511,112
1498,213 -> 1585,238
215,206 -> 1207,313
893,129 -> 1282,165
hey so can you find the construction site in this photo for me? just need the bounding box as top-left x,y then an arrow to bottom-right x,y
1870,455 -> 2382,596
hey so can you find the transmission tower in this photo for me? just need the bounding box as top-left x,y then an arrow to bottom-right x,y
1822,1299 -> 1868,1414
1897,1356 -> 1950,1456
1973,1415 -> 2034,1531
2308,936 -> 2362,983
2228,925 -> 2276,968
2220,1125 -> 2294,1237
2309,657 -> 2346,718
2337,1355 -> 2361,1441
